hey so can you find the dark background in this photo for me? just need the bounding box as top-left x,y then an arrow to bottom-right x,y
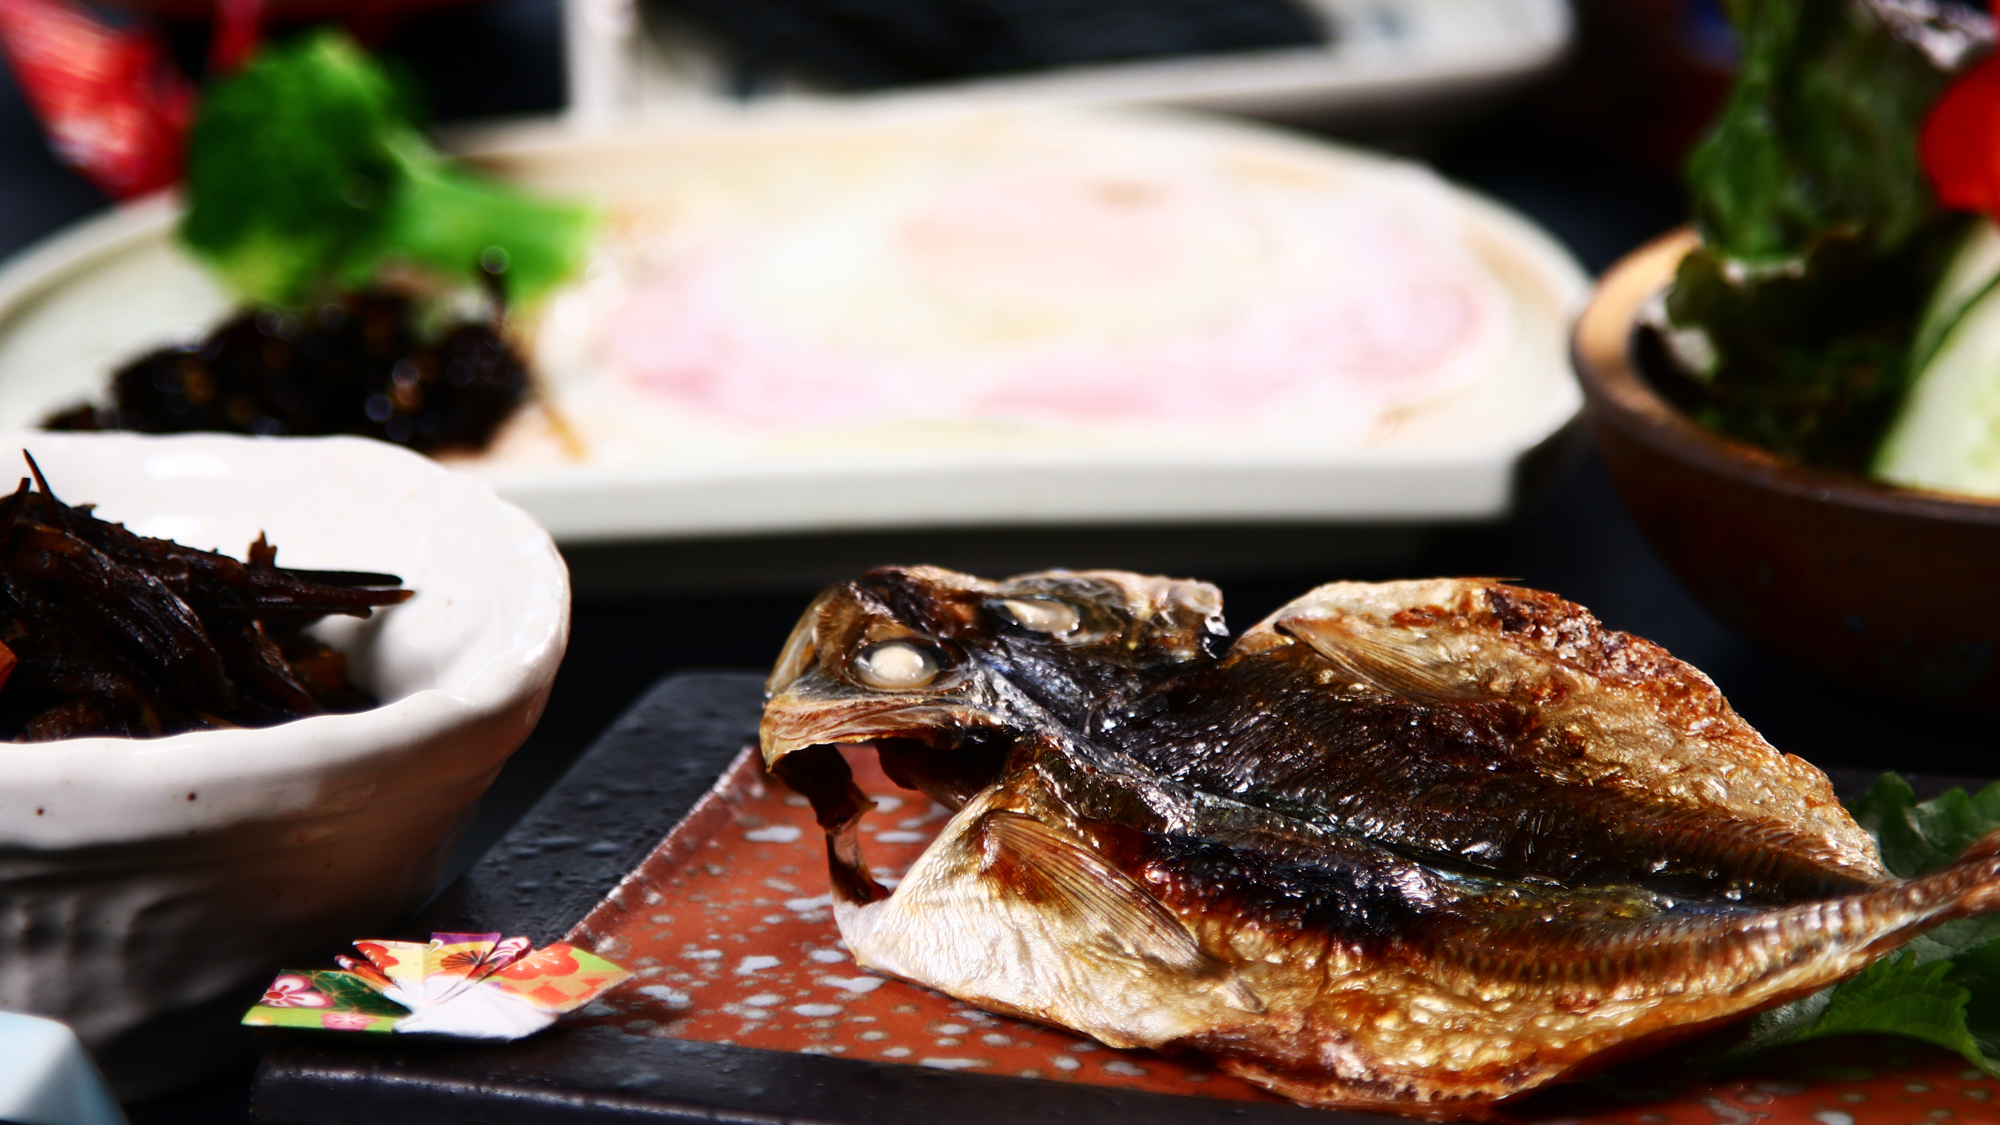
0,0 -> 1987,1116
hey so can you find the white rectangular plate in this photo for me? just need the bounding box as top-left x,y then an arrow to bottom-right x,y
0,106 -> 1587,545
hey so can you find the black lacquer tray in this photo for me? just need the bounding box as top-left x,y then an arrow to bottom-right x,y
248,671 -> 1981,1125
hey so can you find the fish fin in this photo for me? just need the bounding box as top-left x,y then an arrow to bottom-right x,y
975,811 -> 1263,1013
766,588 -> 834,695
1275,614 -> 1483,701
1941,826 -> 2000,918
1832,826 -> 2000,950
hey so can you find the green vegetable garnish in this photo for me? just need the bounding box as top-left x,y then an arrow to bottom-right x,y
1665,0 -> 1971,471
180,31 -> 593,308
1851,771 -> 2000,877
1727,773 -> 2000,1074
1686,0 -> 1949,264
1873,219 -> 2000,496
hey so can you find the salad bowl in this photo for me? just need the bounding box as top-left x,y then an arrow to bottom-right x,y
1573,230 -> 2000,710
0,432 -> 569,1097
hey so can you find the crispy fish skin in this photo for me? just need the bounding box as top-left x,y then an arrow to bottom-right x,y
761,568 -> 1997,1118
1154,579 -> 1889,902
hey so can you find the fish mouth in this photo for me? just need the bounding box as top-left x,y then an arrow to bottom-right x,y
762,674 -> 1020,906
761,688 -> 987,762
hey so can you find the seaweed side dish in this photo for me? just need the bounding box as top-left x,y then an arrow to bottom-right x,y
47,290 -> 528,454
0,453 -> 411,740
40,31 -> 591,457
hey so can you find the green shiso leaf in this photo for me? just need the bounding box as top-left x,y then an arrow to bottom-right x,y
370,135 -> 595,306
1723,774 -> 2000,1074
1803,955 -> 1990,1073
1850,772 -> 2000,878
180,30 -> 592,308
180,31 -> 405,304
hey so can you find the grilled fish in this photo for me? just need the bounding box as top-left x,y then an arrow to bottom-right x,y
761,568 -> 2000,1117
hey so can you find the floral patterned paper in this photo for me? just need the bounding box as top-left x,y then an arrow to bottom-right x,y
242,969 -> 406,1034
242,933 -> 630,1040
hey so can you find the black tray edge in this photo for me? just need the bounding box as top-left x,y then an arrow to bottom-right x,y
251,1025 -> 1340,1124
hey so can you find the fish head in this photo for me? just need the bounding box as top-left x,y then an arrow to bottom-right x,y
764,564 -> 1225,763
760,565 -> 1224,901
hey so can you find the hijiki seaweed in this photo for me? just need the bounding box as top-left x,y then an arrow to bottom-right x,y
45,289 -> 528,455
0,453 -> 410,740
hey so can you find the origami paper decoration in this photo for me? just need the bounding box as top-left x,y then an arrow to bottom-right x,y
243,933 -> 631,1040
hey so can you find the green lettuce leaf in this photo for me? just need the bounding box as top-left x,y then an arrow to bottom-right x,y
1662,226 -> 1963,470
1685,0 -> 1954,265
181,30 -> 592,307
1666,0 -> 1974,471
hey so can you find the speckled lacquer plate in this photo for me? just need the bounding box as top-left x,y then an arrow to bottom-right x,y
0,106 -> 1587,544
0,432 -> 569,1098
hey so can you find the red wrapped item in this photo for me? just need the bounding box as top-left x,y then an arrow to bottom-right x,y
0,0 -> 196,198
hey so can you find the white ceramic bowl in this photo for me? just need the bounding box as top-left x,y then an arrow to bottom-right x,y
0,432 -> 569,1097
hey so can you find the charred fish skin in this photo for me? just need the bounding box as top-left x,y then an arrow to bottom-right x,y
1119,579 -> 1888,903
760,568 -> 2000,1118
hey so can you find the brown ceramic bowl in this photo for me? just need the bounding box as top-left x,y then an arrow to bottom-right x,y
1573,229 -> 2000,710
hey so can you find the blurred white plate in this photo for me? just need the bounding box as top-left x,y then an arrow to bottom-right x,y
0,106 -> 1587,545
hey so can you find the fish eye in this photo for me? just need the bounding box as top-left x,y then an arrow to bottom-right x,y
853,640 -> 942,690
996,597 -> 1081,636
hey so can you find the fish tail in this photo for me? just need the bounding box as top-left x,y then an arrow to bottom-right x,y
1862,827 -> 2000,946
1508,829 -> 2000,988
1931,826 -> 2000,920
